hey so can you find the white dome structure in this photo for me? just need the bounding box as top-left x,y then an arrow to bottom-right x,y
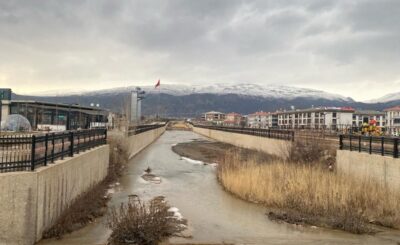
1,114 -> 32,132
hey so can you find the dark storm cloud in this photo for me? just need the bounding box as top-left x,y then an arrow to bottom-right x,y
0,0 -> 399,100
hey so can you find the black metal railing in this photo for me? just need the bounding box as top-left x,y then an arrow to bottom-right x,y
193,124 -> 295,141
0,128 -> 107,173
339,134 -> 399,158
128,123 -> 166,136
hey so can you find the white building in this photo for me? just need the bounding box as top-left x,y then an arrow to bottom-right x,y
352,110 -> 385,127
384,106 -> 400,135
247,111 -> 278,128
204,111 -> 225,124
276,107 -> 354,130
247,111 -> 269,128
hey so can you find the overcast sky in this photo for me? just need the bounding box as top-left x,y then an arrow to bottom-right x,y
0,0 -> 399,101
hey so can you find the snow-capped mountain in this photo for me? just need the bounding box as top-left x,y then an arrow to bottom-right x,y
84,83 -> 354,102
16,83 -> 362,117
367,92 -> 400,103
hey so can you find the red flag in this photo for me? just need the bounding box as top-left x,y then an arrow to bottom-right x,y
155,79 -> 160,88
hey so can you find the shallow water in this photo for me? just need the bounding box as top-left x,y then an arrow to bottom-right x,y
39,131 -> 400,245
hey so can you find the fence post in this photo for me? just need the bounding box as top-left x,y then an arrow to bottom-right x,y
381,137 -> 384,156
44,134 -> 49,166
369,137 -> 372,154
70,131 -> 74,157
349,135 -> 352,151
31,135 -> 36,171
51,133 -> 55,162
339,135 -> 343,150
394,138 -> 399,158
358,135 -> 361,152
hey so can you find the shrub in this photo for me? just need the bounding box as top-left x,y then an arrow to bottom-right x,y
107,196 -> 186,245
286,136 -> 335,165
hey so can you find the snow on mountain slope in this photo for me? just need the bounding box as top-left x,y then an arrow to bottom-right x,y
85,83 -> 353,102
367,92 -> 400,103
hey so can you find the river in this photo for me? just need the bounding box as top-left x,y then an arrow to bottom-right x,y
39,130 -> 400,245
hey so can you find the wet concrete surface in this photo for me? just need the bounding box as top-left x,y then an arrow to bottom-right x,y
38,131 -> 400,245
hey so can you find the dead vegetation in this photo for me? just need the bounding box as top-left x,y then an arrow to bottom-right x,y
107,196 -> 187,245
42,136 -> 129,239
217,138 -> 400,233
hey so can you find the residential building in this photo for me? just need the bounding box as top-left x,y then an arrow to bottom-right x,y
204,111 -> 225,125
384,106 -> 400,135
224,112 -> 244,127
276,107 -> 354,130
247,111 -> 278,128
247,111 -> 268,128
352,110 -> 385,127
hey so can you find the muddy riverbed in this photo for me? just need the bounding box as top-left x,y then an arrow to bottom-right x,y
39,131 -> 400,245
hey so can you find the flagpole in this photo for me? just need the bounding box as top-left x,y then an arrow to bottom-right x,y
158,81 -> 160,119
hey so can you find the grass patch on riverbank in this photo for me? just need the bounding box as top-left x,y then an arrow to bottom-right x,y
218,150 -> 400,233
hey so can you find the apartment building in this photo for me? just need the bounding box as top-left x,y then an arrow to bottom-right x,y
352,110 -> 385,127
204,111 -> 225,124
224,112 -> 244,127
247,111 -> 278,128
276,107 -> 354,130
384,106 -> 400,135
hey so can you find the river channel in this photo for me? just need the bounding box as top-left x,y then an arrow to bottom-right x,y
39,130 -> 400,245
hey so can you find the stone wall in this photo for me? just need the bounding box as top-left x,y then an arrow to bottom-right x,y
0,145 -> 109,245
193,126 -> 290,157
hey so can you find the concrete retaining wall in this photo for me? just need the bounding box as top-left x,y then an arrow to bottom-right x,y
193,126 -> 290,157
109,126 -> 166,159
337,150 -> 400,190
0,145 -> 109,245
126,126 -> 166,159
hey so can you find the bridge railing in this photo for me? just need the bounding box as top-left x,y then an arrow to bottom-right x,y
0,128 -> 107,173
193,124 -> 295,141
339,134 -> 399,158
127,123 -> 166,136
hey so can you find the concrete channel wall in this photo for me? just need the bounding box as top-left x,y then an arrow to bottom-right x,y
193,126 -> 290,157
0,145 -> 110,245
109,126 -> 166,159
126,126 -> 166,158
337,150 -> 400,190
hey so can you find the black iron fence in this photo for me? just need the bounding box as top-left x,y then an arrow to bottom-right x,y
194,124 -> 294,141
339,134 -> 399,158
0,128 -> 107,173
128,123 -> 166,136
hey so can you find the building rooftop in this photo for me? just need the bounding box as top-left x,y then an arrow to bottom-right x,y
277,106 -> 355,114
204,111 -> 225,114
10,100 -> 108,114
354,110 -> 385,115
384,106 -> 400,112
226,112 -> 242,116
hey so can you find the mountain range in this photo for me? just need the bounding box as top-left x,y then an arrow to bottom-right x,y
12,83 -> 400,117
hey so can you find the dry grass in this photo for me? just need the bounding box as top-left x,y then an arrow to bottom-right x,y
107,196 -> 186,245
218,150 -> 400,233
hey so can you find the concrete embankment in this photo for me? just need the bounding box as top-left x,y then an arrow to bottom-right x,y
0,145 -> 109,245
109,125 -> 166,159
337,150 -> 400,190
192,126 -> 290,157
0,126 -> 166,245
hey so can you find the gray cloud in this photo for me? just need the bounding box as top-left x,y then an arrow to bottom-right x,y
0,0 -> 399,100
